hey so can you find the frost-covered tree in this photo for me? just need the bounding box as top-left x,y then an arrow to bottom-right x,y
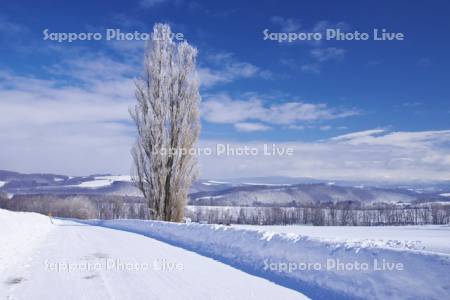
130,24 -> 200,222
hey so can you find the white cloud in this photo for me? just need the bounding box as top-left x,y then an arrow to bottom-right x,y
1,30 -> 448,181
0,53 -> 136,176
198,63 -> 259,87
312,20 -> 349,35
300,63 -> 321,74
319,125 -> 332,131
271,18 -> 348,74
270,16 -> 301,32
234,122 -> 272,132
0,65 -> 135,127
0,15 -> 31,52
299,47 -> 345,74
330,129 -> 386,142
199,129 -> 450,181
330,129 -> 450,148
310,47 -> 345,62
0,121 -> 134,176
0,15 -> 28,35
198,52 -> 270,88
2,66 -> 449,184
201,93 -> 359,126
287,125 -> 305,130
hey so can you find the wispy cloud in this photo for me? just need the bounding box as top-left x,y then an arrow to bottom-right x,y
2,64 -> 449,184
330,129 -> 386,142
270,16 -> 301,32
310,47 -> 345,62
300,63 -> 321,74
200,129 -> 450,181
201,93 -> 359,126
0,52 -> 136,175
401,102 -> 422,108
331,128 -> 450,148
300,46 -> 346,74
0,15 -> 28,35
198,52 -> 270,88
270,18 -> 349,43
270,17 -> 348,74
319,125 -> 332,131
0,15 -> 31,52
234,122 -> 272,132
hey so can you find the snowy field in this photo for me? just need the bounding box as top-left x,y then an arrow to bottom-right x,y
79,219 -> 450,300
234,224 -> 450,255
0,209 -> 306,300
1,209 -> 449,300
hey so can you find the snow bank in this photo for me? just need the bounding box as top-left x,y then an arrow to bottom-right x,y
234,224 -> 450,255
0,209 -> 54,273
81,219 -> 450,300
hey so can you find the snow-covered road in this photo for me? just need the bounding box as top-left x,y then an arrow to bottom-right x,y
0,217 -> 307,300
2,209 -> 449,300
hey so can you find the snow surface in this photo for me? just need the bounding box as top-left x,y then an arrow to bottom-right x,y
201,180 -> 231,186
196,195 -> 224,200
65,176 -> 131,189
80,219 -> 450,300
234,224 -> 450,255
418,201 -> 450,206
94,175 -> 132,182
2,209 -> 449,299
0,181 -> 7,188
440,193 -> 450,197
0,209 -> 53,274
0,209 -> 306,300
70,179 -> 114,188
243,182 -> 292,186
207,180 -> 231,184
200,182 -> 217,186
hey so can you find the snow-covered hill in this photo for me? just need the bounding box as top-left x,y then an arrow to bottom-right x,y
189,182 -> 449,206
2,170 -> 449,207
0,170 -> 141,197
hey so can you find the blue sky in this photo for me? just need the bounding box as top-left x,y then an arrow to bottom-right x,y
0,0 -> 449,181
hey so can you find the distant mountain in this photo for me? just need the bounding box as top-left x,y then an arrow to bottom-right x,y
0,171 -> 141,197
1,170 -> 449,206
190,183 -> 450,207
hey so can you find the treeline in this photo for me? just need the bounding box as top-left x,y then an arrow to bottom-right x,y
1,193 -> 449,225
0,194 -> 149,219
186,204 -> 450,226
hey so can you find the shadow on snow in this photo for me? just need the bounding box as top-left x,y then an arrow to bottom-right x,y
68,219 -> 357,300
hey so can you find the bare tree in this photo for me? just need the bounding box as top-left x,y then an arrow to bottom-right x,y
130,23 -> 200,222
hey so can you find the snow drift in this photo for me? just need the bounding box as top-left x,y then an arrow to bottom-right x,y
81,219 -> 450,300
0,209 -> 53,273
